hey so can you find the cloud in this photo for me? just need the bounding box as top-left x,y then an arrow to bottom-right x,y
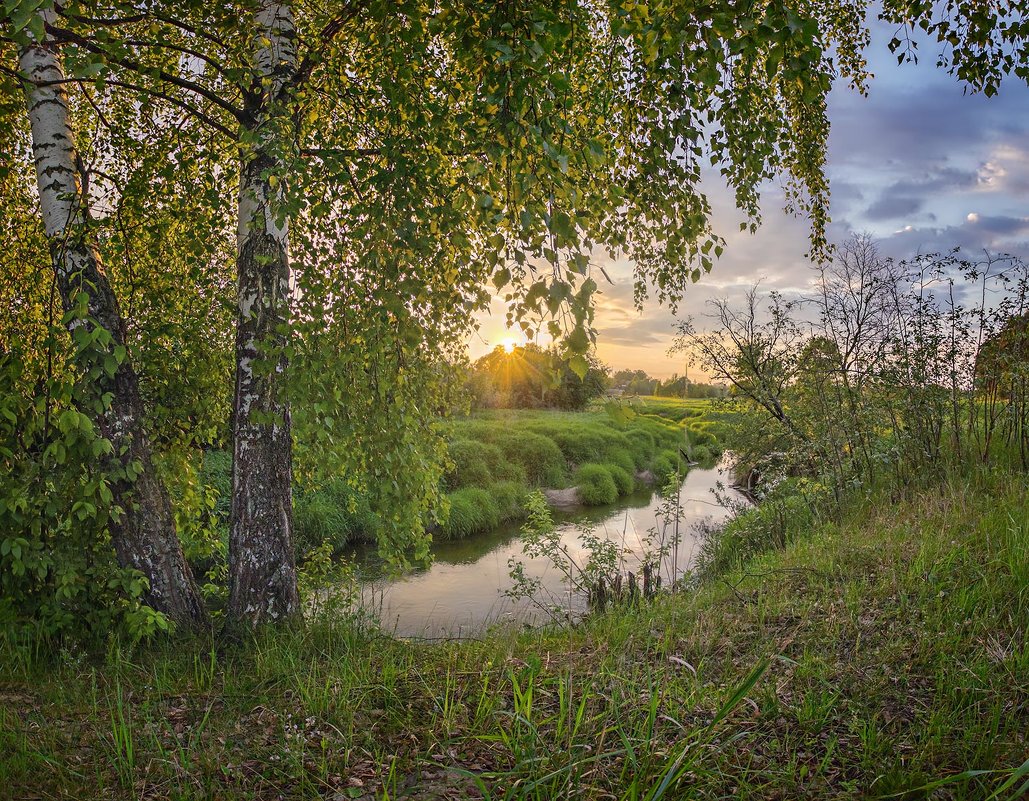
877,211 -> 1029,257
862,168 -> 978,221
974,143 -> 1029,196
967,214 -> 1029,236
865,195 -> 923,220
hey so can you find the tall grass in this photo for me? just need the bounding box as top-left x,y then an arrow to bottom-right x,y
434,400 -> 726,538
196,399 -> 727,548
3,463 -> 1025,799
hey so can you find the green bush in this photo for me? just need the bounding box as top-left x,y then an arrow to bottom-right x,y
691,419 -> 731,442
294,493 -> 347,553
294,478 -> 376,555
439,487 -> 502,540
606,464 -> 635,496
492,430 -> 566,487
576,463 -> 619,505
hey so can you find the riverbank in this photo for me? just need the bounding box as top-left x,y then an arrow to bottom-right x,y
352,458 -> 746,636
3,464 -> 1026,799
202,397 -> 732,554
436,398 -> 728,539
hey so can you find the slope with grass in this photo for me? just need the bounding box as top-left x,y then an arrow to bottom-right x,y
2,466 -> 1025,800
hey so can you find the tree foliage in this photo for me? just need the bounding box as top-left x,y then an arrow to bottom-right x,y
881,0 -> 1029,95
468,342 -> 608,410
5,0 -> 1025,633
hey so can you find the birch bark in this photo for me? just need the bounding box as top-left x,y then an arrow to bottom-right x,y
19,9 -> 208,628
226,0 -> 300,626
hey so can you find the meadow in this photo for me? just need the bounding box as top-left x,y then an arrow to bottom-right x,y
1,459 -> 1025,800
435,397 -> 728,539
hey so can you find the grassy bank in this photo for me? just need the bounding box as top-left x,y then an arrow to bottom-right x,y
435,397 -> 727,539
2,465 -> 1026,799
200,398 -> 730,552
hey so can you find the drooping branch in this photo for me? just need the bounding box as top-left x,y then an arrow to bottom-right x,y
43,20 -> 248,127
0,62 -> 239,140
290,1 -> 370,92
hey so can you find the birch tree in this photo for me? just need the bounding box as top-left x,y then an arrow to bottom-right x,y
4,0 -> 891,628
13,7 -> 208,628
227,0 -> 299,625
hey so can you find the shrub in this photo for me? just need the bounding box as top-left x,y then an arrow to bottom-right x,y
692,419 -> 730,442
576,463 -> 618,505
606,464 -> 634,496
294,492 -> 348,554
635,416 -> 684,451
492,430 -> 566,487
294,478 -> 376,555
439,487 -> 501,540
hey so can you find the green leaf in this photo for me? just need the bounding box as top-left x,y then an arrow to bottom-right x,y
565,325 -> 590,355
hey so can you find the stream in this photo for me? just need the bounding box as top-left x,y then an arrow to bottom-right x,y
351,456 -> 745,637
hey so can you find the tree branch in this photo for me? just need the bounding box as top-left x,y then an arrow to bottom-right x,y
119,38 -> 233,79
4,61 -> 238,140
291,1 -> 371,90
44,21 -> 247,127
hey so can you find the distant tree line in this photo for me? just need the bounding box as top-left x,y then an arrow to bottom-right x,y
465,344 -> 609,411
609,369 -> 727,399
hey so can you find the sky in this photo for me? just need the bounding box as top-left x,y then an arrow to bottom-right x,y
467,16 -> 1029,378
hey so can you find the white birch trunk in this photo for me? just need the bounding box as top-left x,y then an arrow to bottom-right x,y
226,0 -> 300,627
19,9 -> 208,628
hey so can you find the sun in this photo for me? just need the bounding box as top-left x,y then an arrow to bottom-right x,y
501,337 -> 518,354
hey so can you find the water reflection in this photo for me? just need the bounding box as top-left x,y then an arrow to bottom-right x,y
353,458 -> 743,637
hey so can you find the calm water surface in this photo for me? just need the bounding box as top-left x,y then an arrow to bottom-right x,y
353,457 -> 744,637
